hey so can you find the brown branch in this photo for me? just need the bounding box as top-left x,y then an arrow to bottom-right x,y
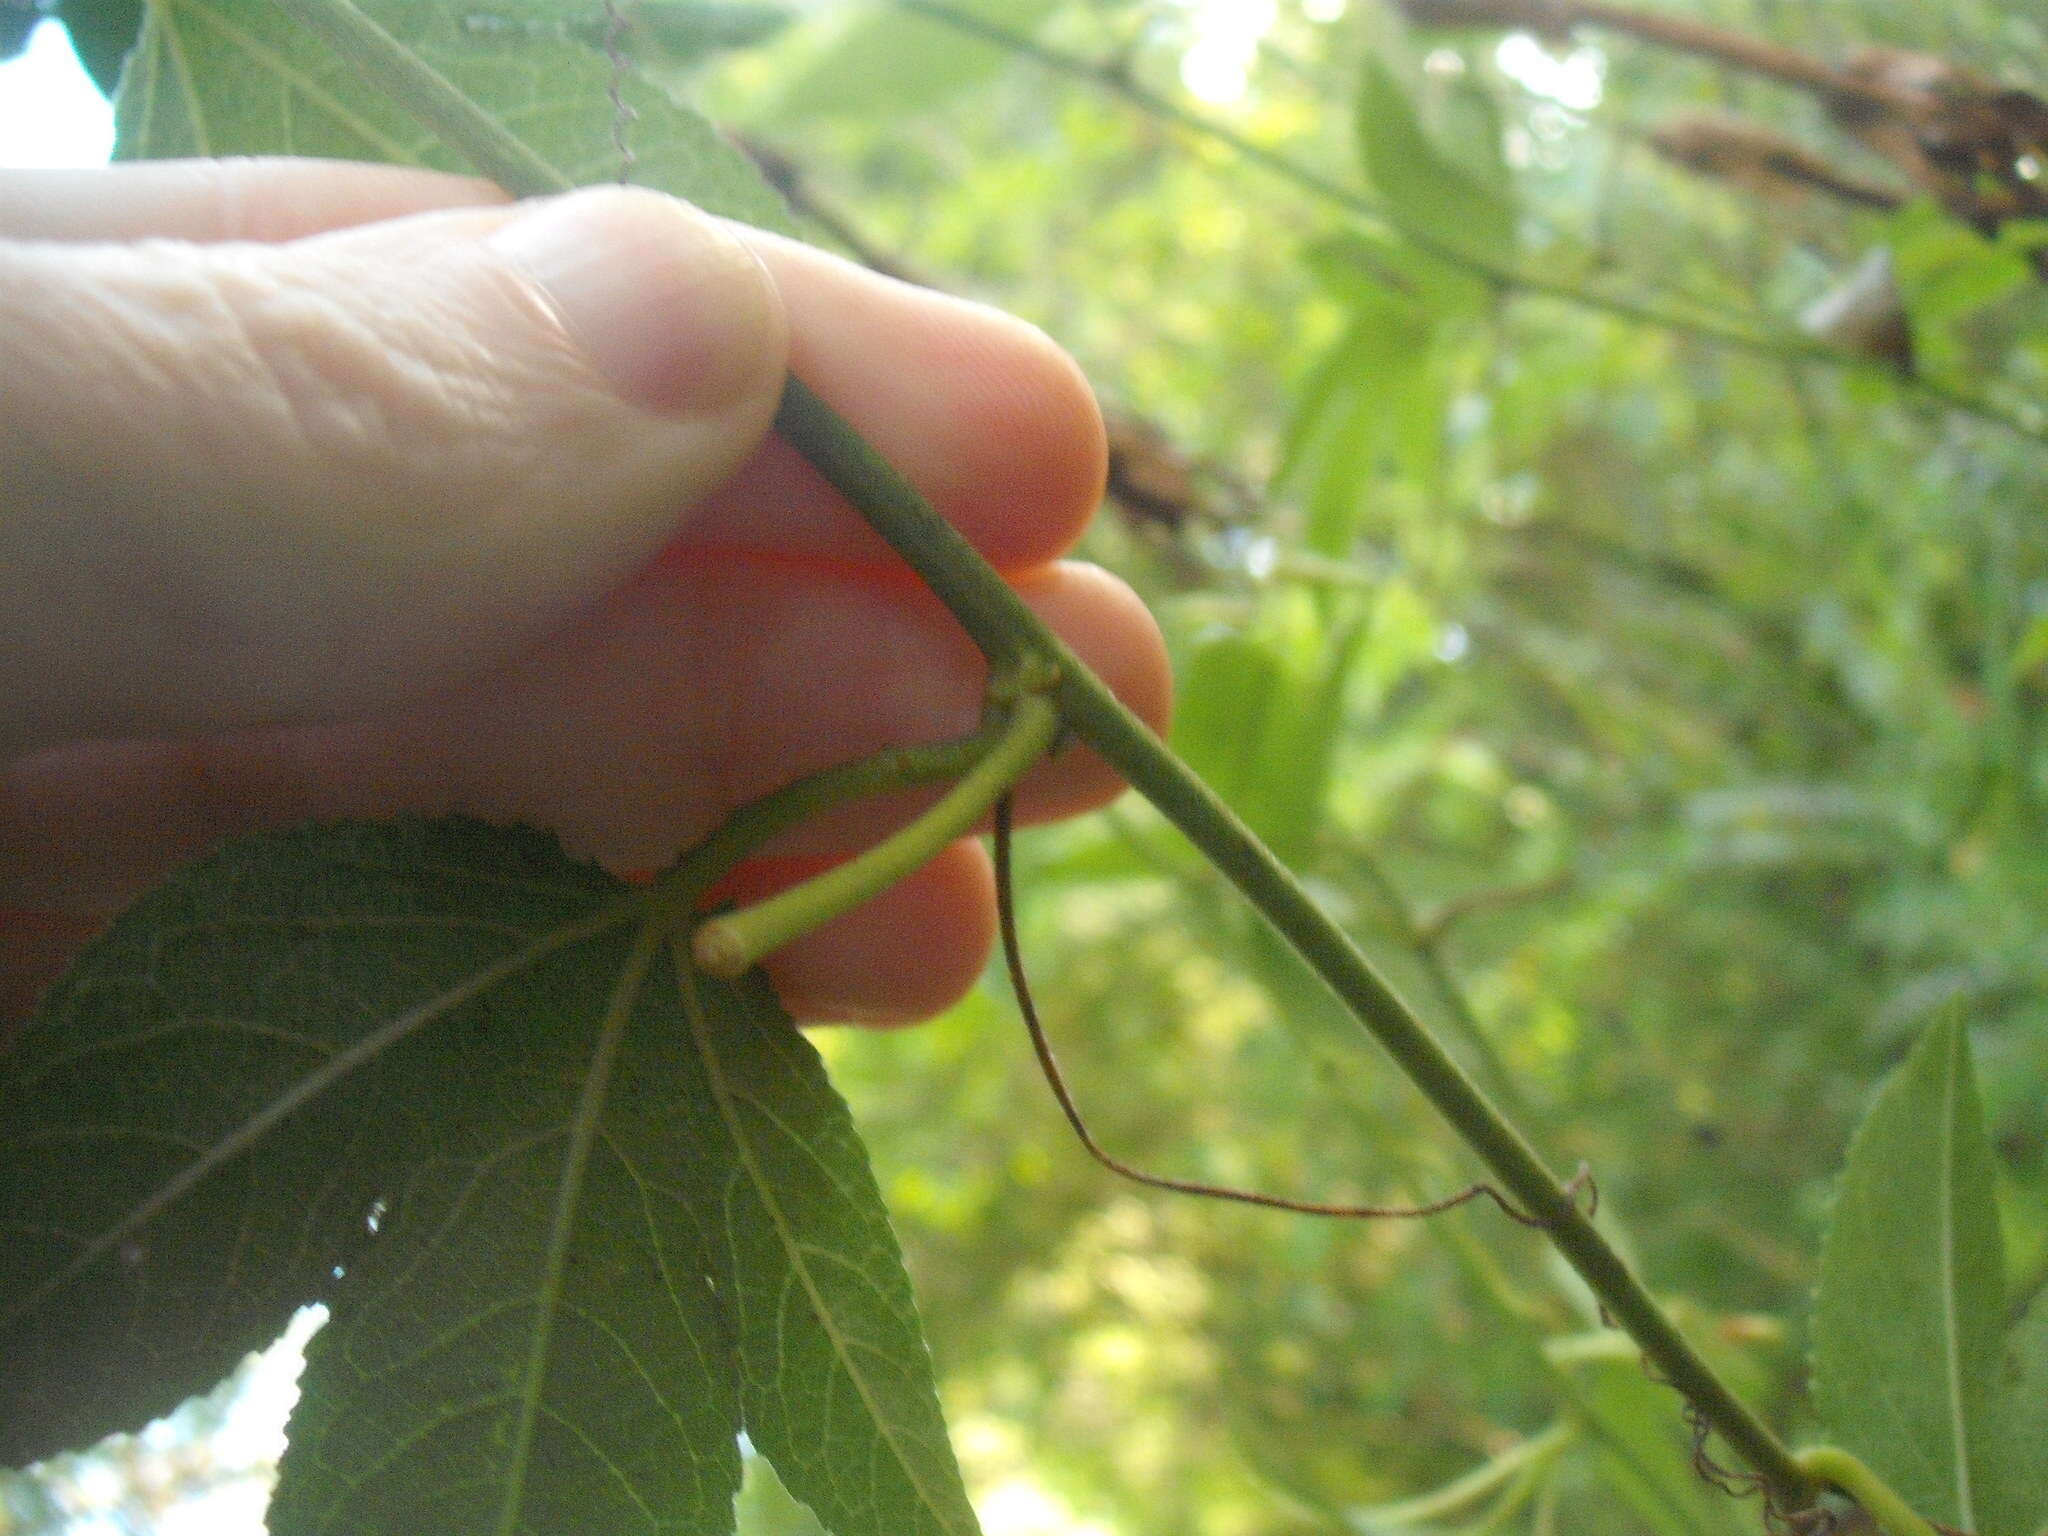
1392,0 -> 1911,112
1396,0 -> 2048,245
1647,115 -> 1902,212
735,134 -> 932,287
736,134 -> 1250,541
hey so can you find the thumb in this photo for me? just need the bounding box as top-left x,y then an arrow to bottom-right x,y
0,185 -> 788,757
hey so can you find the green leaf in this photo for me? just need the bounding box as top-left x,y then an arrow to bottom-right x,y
1812,1015 -> 2009,1534
1171,631 -> 1289,821
1285,233 -> 1471,561
1305,227 -> 1490,317
765,0 -> 1056,123
1982,1301 -> 2048,1536
1171,594 -> 1377,873
1436,70 -> 1511,205
2010,612 -> 2048,683
1354,56 -> 1515,270
267,922 -> 751,1536
1345,1423 -> 1570,1533
1,7 -> 41,64
112,0 -> 793,234
454,3 -> 791,73
55,0 -> 145,97
681,960 -> 983,1536
598,1 -> 790,67
1888,201 -> 2030,325
2,820 -> 981,1536
0,819 -> 643,1471
1282,305 -> 1436,560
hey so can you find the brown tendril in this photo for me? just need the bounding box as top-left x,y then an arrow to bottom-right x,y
1642,1328 -> 1796,1526
1686,1395 -> 1771,1502
994,795 -> 1594,1229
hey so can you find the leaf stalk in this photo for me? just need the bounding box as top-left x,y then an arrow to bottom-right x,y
1792,1447 -> 1941,1536
692,687 -> 1060,977
647,716 -> 1016,924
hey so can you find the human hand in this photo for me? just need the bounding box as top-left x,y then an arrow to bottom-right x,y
0,159 -> 1169,1026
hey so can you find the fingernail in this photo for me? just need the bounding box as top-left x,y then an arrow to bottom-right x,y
488,187 -> 782,416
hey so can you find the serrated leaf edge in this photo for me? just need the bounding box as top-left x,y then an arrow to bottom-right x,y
676,943 -> 970,1536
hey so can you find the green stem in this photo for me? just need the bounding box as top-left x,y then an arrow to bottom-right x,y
894,0 -> 2045,446
1794,1447 -> 1941,1536
647,715 -> 1015,920
692,692 -> 1061,977
1348,1422 -> 1573,1527
271,0 -> 1820,1512
1344,849 -> 1533,1125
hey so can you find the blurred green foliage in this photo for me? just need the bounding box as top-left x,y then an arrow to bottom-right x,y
703,1 -> 2048,1530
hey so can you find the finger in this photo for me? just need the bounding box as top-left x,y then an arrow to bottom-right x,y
0,185 -> 787,755
4,164 -> 1103,575
0,559 -> 1169,915
310,557 -> 1169,871
2,163 -> 1103,576
677,228 -> 1108,572
0,159 -> 507,241
3,160 -> 1103,577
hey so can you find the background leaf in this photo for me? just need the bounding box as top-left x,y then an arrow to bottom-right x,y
1354,55 -> 1515,270
1542,1333 -> 1748,1536
1985,1302 -> 2048,1536
1812,1015 -> 2010,1533
765,0 -> 1058,123
0,6 -> 41,65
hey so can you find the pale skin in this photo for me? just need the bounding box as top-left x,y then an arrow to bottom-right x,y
0,158 -> 1170,1027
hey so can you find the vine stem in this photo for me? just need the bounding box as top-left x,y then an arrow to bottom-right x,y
269,0 -> 1820,1514
776,379 -> 1818,1511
